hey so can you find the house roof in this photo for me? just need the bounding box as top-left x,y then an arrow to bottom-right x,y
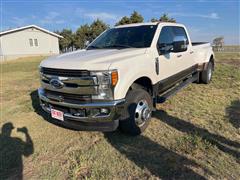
0,25 -> 63,38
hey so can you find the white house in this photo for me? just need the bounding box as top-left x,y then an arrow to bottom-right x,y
0,25 -> 63,61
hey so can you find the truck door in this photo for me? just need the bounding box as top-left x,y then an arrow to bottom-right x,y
171,26 -> 195,71
155,26 -> 195,90
156,26 -> 179,81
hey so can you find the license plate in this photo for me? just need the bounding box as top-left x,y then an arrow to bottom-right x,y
51,108 -> 64,121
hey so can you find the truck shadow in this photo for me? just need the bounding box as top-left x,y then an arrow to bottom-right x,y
225,100 -> 240,129
31,90 -> 207,178
105,131 -> 209,179
153,110 -> 240,160
31,90 -> 208,178
30,89 -> 239,178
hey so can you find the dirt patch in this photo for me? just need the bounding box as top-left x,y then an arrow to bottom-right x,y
217,59 -> 240,67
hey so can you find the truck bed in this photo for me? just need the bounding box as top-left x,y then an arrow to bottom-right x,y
192,42 -> 209,46
191,42 -> 212,64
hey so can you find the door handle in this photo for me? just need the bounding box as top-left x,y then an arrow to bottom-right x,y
190,51 -> 194,54
177,54 -> 182,58
155,57 -> 159,75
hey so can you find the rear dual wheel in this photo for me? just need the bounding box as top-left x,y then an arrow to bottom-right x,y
119,88 -> 153,135
200,61 -> 213,84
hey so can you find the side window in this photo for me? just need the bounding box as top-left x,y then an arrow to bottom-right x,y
157,26 -> 174,47
34,39 -> 38,46
172,27 -> 189,44
29,39 -> 33,47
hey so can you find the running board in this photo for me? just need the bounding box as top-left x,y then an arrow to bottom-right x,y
157,72 -> 199,103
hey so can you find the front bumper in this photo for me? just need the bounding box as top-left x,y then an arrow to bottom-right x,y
38,88 -> 125,131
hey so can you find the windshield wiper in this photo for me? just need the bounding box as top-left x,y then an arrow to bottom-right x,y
87,45 -> 101,50
103,44 -> 134,49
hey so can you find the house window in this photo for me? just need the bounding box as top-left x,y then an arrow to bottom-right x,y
34,39 -> 38,46
29,39 -> 33,47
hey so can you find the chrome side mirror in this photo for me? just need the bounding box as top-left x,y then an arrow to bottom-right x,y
172,36 -> 188,52
157,43 -> 173,54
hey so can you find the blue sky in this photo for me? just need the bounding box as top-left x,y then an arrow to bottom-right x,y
1,0 -> 239,44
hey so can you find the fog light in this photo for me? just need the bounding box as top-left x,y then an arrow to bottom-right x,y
90,108 -> 100,116
71,109 -> 86,117
100,108 -> 110,115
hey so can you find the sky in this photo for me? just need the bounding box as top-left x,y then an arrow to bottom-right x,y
1,0 -> 239,45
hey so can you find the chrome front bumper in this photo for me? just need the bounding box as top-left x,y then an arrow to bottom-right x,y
38,88 -> 125,131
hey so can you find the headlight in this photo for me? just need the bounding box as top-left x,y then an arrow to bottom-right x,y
91,70 -> 118,100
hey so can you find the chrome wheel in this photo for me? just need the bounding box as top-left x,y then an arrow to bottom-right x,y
134,99 -> 151,127
208,66 -> 212,81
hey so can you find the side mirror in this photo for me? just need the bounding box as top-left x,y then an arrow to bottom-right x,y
157,43 -> 173,54
84,40 -> 90,48
172,36 -> 188,52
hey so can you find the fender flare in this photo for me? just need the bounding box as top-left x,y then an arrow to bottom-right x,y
203,54 -> 214,71
118,76 -> 154,99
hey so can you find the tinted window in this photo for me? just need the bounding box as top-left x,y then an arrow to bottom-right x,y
157,26 -> 174,47
157,26 -> 189,50
172,27 -> 189,44
88,25 -> 157,49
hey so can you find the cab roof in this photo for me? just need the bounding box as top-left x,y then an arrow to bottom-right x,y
115,22 -> 185,28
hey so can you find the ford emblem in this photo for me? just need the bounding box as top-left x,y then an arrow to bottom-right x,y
50,79 -> 64,89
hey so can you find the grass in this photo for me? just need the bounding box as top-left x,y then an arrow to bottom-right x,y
215,52 -> 240,67
1,53 -> 240,179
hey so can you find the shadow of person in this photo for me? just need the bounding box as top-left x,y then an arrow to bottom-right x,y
0,123 -> 34,180
153,110 -> 240,160
105,132 -> 210,179
226,100 -> 240,129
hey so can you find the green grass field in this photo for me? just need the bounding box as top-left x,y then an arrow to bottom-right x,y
1,53 -> 240,179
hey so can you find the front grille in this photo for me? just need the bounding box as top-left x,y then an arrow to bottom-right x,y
41,67 -> 90,77
45,90 -> 91,102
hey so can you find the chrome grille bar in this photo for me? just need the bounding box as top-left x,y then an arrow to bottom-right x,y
40,73 -> 98,95
41,74 -> 98,86
41,67 -> 90,77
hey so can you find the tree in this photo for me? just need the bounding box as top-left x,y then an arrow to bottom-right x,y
74,24 -> 91,49
115,16 -> 131,26
115,11 -> 144,26
130,11 -> 144,23
74,20 -> 108,49
90,19 -> 108,41
159,13 -> 176,23
151,14 -> 176,23
150,18 -> 159,22
57,29 -> 74,52
213,36 -> 224,51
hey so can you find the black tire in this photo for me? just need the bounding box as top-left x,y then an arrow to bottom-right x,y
119,88 -> 153,136
200,61 -> 213,84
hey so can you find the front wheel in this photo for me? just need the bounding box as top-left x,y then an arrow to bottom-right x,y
119,88 -> 153,135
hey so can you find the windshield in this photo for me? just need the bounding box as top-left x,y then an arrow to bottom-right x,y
87,25 -> 157,49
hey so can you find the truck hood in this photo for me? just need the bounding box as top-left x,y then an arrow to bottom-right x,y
40,48 -> 147,70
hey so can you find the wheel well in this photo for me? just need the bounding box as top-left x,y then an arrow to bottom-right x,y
210,55 -> 215,70
130,77 -> 153,95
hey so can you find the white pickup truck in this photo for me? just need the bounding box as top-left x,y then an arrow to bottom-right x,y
38,22 -> 214,135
